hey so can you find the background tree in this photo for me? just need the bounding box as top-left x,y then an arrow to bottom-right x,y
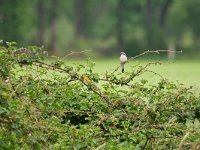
37,0 -> 45,46
0,0 -> 200,57
145,0 -> 153,48
116,0 -> 125,51
0,0 -> 32,45
49,0 -> 59,55
75,0 -> 86,38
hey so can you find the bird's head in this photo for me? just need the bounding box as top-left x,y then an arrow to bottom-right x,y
120,52 -> 126,56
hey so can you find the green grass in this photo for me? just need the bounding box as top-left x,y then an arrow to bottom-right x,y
66,58 -> 200,91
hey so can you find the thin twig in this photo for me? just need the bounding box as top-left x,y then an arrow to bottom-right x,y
129,49 -> 182,61
95,143 -> 106,150
0,118 -> 12,124
142,137 -> 149,150
143,69 -> 164,79
58,109 -> 95,115
61,50 -> 91,60
178,131 -> 190,150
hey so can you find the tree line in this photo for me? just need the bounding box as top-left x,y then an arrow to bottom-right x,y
0,0 -> 200,56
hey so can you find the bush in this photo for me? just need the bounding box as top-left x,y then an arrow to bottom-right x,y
0,42 -> 200,149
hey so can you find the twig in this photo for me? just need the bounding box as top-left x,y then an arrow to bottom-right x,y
178,131 -> 190,150
143,69 -> 164,79
142,137 -> 149,150
129,49 -> 182,61
95,143 -> 106,150
0,118 -> 11,124
124,62 -> 162,84
61,50 -> 91,60
98,123 -> 182,143
58,109 -> 95,115
32,122 -> 67,134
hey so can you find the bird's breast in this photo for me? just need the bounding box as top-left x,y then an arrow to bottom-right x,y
120,55 -> 127,64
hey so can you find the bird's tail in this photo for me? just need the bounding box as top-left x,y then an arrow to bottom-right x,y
122,64 -> 124,73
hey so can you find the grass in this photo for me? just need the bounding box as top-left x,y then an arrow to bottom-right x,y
65,58 -> 200,92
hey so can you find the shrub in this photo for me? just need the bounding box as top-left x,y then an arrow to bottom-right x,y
0,42 -> 200,149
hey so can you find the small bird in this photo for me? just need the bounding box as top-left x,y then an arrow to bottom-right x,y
120,52 -> 127,73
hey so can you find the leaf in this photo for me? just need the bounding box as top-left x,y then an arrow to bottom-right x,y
194,118 -> 200,129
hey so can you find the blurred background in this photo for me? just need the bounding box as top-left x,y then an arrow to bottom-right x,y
0,0 -> 200,58
0,0 -> 200,88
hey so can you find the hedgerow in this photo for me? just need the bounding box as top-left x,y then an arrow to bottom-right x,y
0,42 -> 200,149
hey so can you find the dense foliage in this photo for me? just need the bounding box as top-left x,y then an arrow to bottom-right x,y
0,42 -> 200,149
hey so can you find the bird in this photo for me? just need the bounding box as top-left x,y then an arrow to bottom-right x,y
120,52 -> 127,73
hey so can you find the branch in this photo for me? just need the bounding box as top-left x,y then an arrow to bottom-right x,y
95,143 -> 106,150
58,109 -> 95,115
130,49 -> 182,60
19,60 -> 110,103
61,50 -> 91,59
178,132 -> 190,150
142,137 -> 149,150
103,62 -> 163,86
113,49 -> 182,73
0,118 -> 12,124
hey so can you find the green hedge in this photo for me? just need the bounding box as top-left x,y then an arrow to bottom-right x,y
0,42 -> 200,149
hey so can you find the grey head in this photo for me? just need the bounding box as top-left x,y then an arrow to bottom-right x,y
120,52 -> 126,55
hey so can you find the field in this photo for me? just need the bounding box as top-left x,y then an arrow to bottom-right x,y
67,58 -> 200,91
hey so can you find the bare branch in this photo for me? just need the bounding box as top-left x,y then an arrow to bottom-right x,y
62,50 -> 91,59
113,49 -> 182,73
129,49 -> 182,61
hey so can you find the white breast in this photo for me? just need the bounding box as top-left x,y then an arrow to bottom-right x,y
120,54 -> 127,64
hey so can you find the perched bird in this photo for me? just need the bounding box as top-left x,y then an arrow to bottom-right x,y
120,52 -> 127,73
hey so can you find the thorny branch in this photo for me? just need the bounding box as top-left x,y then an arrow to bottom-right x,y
100,62 -> 168,86
20,60 -> 110,103
17,52 -> 174,91
15,49 -> 182,102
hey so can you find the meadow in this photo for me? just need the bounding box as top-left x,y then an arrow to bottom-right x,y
66,58 -> 200,92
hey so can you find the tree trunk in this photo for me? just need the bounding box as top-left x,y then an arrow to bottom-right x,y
116,0 -> 125,51
75,0 -> 85,38
159,0 -> 174,52
159,0 -> 173,30
168,40 -> 176,59
49,0 -> 58,55
37,0 -> 45,46
145,0 -> 153,47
